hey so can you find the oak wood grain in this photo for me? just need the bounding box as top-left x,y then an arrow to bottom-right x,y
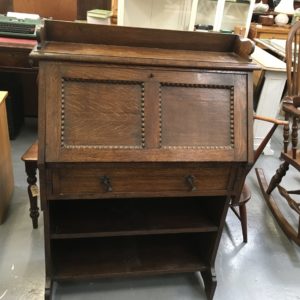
35,21 -> 256,298
0,91 -> 14,223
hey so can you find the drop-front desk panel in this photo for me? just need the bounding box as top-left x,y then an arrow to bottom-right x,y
31,20 -> 257,300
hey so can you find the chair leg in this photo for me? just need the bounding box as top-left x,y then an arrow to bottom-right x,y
239,203 -> 247,243
266,161 -> 289,195
25,161 -> 39,229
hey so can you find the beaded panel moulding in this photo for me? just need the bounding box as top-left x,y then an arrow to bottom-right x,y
59,78 -> 235,151
159,83 -> 235,150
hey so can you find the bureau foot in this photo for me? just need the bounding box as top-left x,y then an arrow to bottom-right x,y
201,268 -> 217,300
45,278 -> 53,300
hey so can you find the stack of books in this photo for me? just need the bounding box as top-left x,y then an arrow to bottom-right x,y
87,9 -> 113,25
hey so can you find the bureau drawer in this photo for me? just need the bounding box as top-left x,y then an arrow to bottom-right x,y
49,166 -> 231,199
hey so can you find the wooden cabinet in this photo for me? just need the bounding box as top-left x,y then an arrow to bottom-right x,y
13,0 -> 77,20
0,91 -> 14,224
31,20 -> 256,299
12,0 -> 111,21
248,23 -> 291,40
117,0 -> 255,37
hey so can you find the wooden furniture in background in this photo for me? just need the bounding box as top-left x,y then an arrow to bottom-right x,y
0,0 -> 12,14
111,0 -> 118,24
248,23 -> 290,40
77,0 -> 111,20
257,21 -> 300,246
231,114 -> 288,243
31,20 -> 257,299
0,37 -> 38,124
13,0 -> 77,20
254,38 -> 286,59
251,46 -> 286,155
0,91 -> 14,224
12,0 -> 112,21
21,141 -> 39,229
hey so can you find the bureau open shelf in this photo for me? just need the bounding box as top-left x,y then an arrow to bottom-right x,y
49,197 -> 224,239
52,234 -> 213,280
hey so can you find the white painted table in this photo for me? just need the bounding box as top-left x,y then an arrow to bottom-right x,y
251,46 -> 286,155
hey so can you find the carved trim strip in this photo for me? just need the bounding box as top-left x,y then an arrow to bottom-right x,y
61,78 -> 65,148
141,84 -> 145,148
159,82 -> 235,150
60,78 -> 145,149
163,146 -> 233,150
159,85 -> 162,147
230,86 -> 234,148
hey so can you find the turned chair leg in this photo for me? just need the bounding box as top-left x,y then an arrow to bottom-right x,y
231,184 -> 250,243
266,161 -> 289,195
239,203 -> 247,243
25,160 -> 39,229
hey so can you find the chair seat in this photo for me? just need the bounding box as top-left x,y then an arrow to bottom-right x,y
21,140 -> 38,162
238,184 -> 251,206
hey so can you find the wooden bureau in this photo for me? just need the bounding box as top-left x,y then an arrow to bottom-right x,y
31,20 -> 257,299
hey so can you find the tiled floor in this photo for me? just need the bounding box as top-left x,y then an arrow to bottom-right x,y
0,118 -> 300,300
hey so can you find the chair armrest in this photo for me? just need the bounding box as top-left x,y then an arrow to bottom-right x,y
254,114 -> 288,126
283,95 -> 300,107
283,103 -> 300,117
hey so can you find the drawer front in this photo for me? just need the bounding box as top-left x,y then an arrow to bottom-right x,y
49,166 -> 231,199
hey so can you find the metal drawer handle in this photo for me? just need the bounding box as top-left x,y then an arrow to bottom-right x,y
185,175 -> 197,191
101,176 -> 113,192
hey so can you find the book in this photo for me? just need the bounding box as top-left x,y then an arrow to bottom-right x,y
87,9 -> 112,19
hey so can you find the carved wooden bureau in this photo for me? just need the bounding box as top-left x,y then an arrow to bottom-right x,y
31,20 -> 256,299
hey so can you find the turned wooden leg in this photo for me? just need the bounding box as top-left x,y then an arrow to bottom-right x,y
292,116 -> 298,159
283,112 -> 289,154
266,161 -> 289,195
25,160 -> 39,229
201,268 -> 217,300
239,203 -> 247,243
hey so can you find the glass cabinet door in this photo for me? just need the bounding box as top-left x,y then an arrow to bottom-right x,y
195,0 -> 219,31
118,0 -> 195,31
118,0 -> 255,37
195,0 -> 255,36
220,0 -> 254,35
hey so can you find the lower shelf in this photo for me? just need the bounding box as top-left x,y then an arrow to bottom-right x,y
50,197 -> 223,238
52,234 -> 212,280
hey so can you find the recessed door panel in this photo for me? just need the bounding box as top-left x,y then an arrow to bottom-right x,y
62,79 -> 144,149
160,83 -> 233,148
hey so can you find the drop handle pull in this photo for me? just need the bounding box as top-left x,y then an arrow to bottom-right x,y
185,175 -> 197,191
101,176 -> 113,192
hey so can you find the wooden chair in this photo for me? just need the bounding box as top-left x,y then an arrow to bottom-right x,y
256,21 -> 300,246
231,115 -> 287,243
